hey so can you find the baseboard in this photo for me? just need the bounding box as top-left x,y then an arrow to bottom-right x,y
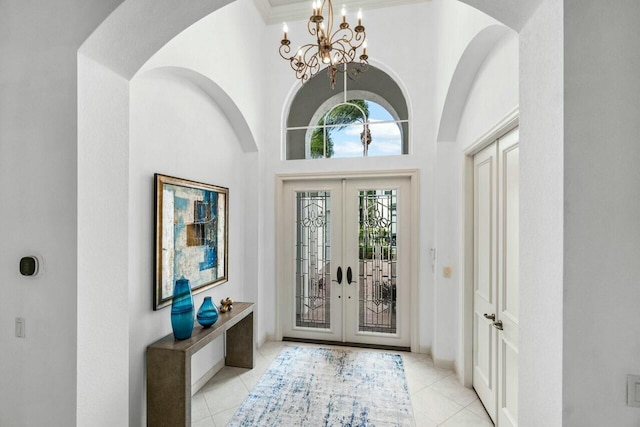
418,345 -> 431,355
257,333 -> 276,348
433,357 -> 456,370
191,358 -> 225,396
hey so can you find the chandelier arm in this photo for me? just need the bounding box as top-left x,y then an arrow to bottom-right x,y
330,27 -> 357,46
279,0 -> 369,86
308,20 -> 319,37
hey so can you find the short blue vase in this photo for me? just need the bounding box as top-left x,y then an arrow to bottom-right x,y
196,296 -> 219,328
171,277 -> 194,340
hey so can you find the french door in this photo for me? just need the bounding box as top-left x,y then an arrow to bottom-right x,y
473,127 -> 519,426
279,177 -> 411,348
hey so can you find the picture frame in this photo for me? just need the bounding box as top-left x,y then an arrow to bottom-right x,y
154,174 -> 229,310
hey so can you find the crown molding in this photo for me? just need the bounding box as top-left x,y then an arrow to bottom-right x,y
254,0 -> 430,25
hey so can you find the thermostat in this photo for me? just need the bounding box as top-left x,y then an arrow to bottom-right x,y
20,256 -> 39,276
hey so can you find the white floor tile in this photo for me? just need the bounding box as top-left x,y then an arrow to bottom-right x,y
191,393 -> 212,422
413,408 -> 439,427
439,408 -> 494,426
405,360 -> 453,393
235,352 -> 271,391
256,341 -> 285,360
191,416 -> 215,427
429,375 -> 479,407
411,387 -> 464,424
202,377 -> 249,415
465,399 -> 492,423
212,405 -> 239,427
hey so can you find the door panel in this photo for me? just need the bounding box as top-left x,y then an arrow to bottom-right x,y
282,181 -> 344,342
473,143 -> 498,421
498,129 -> 519,427
344,178 -> 410,347
473,127 -> 519,426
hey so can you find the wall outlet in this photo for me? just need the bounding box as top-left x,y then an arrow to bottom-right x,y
15,318 -> 25,338
443,266 -> 452,278
628,375 -> 640,407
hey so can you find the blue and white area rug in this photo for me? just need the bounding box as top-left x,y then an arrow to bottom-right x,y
228,346 -> 415,426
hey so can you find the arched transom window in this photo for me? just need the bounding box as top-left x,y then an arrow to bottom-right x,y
285,65 -> 409,160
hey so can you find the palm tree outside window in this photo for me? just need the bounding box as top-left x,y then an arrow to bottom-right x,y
308,99 -> 402,159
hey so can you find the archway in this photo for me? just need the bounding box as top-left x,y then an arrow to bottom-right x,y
76,1 -> 542,425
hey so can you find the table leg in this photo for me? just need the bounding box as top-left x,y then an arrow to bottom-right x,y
225,312 -> 254,369
147,349 -> 191,426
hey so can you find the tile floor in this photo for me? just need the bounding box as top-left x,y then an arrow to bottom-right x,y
191,341 -> 494,427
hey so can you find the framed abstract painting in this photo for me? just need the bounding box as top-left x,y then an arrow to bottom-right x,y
154,174 -> 229,310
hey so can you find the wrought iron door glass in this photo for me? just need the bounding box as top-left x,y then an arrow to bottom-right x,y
296,191 -> 331,328
358,190 -> 397,333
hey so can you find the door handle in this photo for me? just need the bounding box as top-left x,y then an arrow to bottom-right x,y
483,313 -> 495,321
346,266 -> 353,284
492,320 -> 503,330
336,266 -> 343,285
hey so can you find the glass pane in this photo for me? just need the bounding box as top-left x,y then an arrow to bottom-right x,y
366,122 -> 402,157
358,189 -> 397,334
296,191 -> 331,329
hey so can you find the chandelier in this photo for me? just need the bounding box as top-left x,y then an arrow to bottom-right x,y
279,1 -> 369,88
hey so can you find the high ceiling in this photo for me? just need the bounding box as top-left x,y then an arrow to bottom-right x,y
253,0 -> 430,24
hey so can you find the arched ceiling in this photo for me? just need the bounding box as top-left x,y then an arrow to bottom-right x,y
458,0 -> 544,30
252,0 -> 543,29
253,0 -> 429,24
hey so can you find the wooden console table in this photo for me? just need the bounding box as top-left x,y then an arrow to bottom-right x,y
146,302 -> 255,427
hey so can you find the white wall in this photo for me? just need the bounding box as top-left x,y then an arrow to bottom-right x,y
433,5 -> 518,365
519,0 -> 564,424
128,71 -> 249,426
0,1 -> 122,426
436,0 -> 499,121
563,1 -> 640,425
456,33 -> 519,148
260,1 -> 439,352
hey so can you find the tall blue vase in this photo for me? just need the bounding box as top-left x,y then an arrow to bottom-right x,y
197,296 -> 219,328
171,277 -> 194,340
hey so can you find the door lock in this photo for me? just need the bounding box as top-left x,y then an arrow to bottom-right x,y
492,320 -> 503,330
483,313 -> 495,321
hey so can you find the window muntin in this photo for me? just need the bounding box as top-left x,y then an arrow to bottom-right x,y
302,100 -> 404,159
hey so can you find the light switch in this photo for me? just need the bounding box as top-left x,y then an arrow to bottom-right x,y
443,266 -> 452,278
628,375 -> 640,407
15,318 -> 25,338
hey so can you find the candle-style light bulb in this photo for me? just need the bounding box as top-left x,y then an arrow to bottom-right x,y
283,23 -> 288,40
363,41 -> 367,55
357,9 -> 363,26
341,5 -> 347,23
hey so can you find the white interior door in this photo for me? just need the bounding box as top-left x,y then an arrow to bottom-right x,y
497,129 -> 519,427
473,143 -> 499,421
472,127 -> 520,426
280,177 -> 411,348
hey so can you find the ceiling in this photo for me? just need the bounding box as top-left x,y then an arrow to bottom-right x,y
254,0 -> 430,24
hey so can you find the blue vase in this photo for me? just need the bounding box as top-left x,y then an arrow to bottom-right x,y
197,296 -> 219,328
171,277 -> 194,340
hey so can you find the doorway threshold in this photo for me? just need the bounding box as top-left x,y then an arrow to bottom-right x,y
283,337 -> 411,352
